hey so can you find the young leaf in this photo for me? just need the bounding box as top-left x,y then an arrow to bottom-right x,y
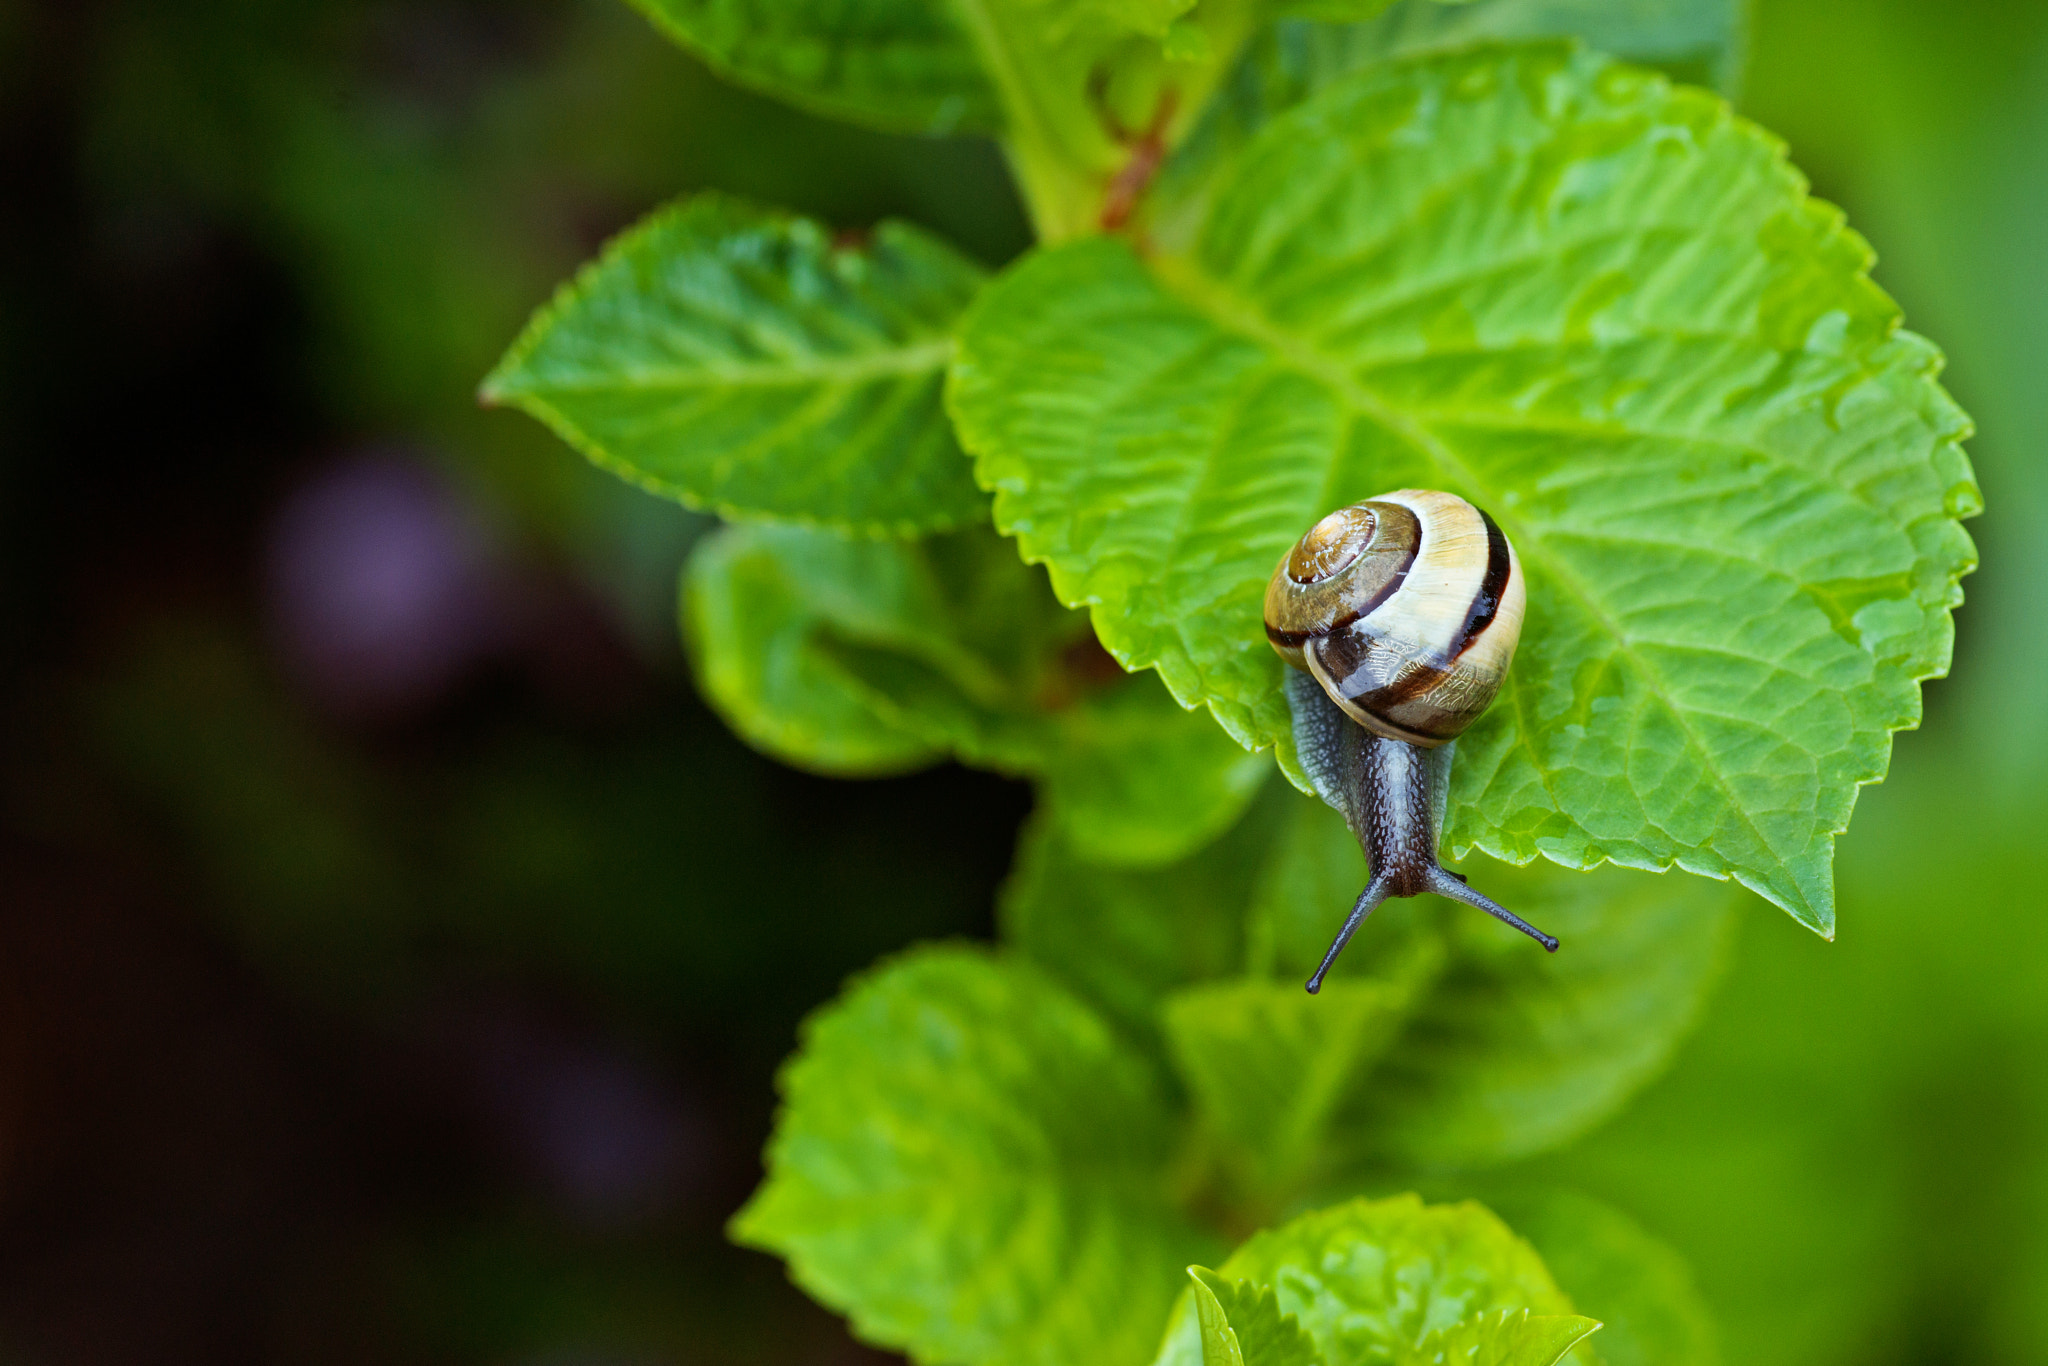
1189,1269 -> 1329,1366
1002,796 -> 1281,1044
732,945 -> 1220,1366
1009,777 -> 1734,1165
1164,974 -> 1426,1198
685,520 -> 1265,857
485,194 -> 989,536
682,521 -> 945,776
625,0 -> 1000,134
950,44 -> 1978,935
1154,1195 -> 1583,1366
1479,1189 -> 1719,1366
1339,855 -> 1737,1169
1412,1308 -> 1603,1366
1029,670 -> 1275,865
1004,780 -> 1442,1050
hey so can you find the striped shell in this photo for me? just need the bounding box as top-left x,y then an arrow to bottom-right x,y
1264,489 -> 1525,747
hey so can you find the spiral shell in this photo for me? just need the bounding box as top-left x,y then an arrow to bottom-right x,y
1264,489 -> 1525,747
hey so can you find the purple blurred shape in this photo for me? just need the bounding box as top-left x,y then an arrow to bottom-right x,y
264,455 -> 499,718
451,1004 -> 708,1227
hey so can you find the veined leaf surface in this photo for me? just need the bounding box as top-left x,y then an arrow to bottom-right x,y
1154,1196 -> 1586,1366
732,946 -> 1217,1366
488,194 -> 988,535
950,44 -> 1978,932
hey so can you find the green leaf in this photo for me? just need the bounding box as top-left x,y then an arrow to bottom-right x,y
1480,1189 -> 1719,1366
1412,1309 -> 1603,1366
950,43 -> 1978,934
1340,856 -> 1737,1169
1008,776 -> 1734,1166
1190,1269 -> 1330,1366
685,519 -> 1265,856
681,521 -> 944,776
1283,0 -> 1747,91
1163,0 -> 1750,229
1042,0 -> 1201,41
624,0 -> 1000,134
1155,1195 -> 1584,1366
1164,974 -> 1427,1199
1005,781 -> 1443,1048
1031,670 -> 1276,865
1003,797 -> 1276,1043
485,194 -> 989,536
732,944 -> 1219,1366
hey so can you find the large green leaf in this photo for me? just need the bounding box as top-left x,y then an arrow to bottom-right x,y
625,0 -> 1000,134
950,43 -> 1977,933
732,945 -> 1219,1366
1155,1196 -> 1588,1366
1009,777 -> 1734,1166
485,194 -> 988,535
685,520 -> 1267,858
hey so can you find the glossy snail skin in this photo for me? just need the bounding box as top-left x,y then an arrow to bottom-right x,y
1266,490 -> 1556,992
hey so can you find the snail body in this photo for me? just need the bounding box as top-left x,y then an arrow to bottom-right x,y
1265,490 -> 1556,993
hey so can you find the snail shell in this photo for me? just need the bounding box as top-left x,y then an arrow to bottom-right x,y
1264,489 -> 1525,747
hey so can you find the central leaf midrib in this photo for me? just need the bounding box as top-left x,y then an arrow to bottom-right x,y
1147,251 -> 1805,912
522,338 -> 956,394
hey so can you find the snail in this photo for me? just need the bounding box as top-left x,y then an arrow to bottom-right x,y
1265,489 -> 1558,994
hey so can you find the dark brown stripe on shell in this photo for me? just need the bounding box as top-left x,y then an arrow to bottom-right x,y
1450,508 -> 1512,661
1349,660 -> 1451,719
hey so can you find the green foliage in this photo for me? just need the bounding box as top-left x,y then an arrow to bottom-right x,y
681,521 -> 948,773
626,0 -> 1001,133
1284,0 -> 1747,91
485,2 -> 1982,1364
484,194 -> 989,535
1009,779 -> 1735,1174
950,43 -> 1976,934
1165,976 -> 1415,1199
1189,1270 -> 1327,1366
1484,1189 -> 1718,1366
683,519 -> 1268,858
730,945 -> 1219,1366
1413,1309 -> 1604,1366
1157,1197 -> 1596,1366
1346,853 -> 1737,1169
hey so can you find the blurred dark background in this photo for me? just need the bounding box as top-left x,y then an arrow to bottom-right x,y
0,0 -> 2043,1362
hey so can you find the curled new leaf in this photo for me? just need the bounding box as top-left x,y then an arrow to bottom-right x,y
1189,1269 -> 1328,1366
684,521 -> 1267,859
1155,1195 -> 1593,1366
